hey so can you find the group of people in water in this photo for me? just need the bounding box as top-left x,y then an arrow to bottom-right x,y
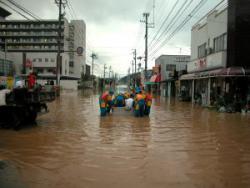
99,87 -> 152,117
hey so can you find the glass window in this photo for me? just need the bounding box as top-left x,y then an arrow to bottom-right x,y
214,33 -> 227,53
39,58 -> 42,62
198,43 -> 206,58
45,58 -> 49,62
69,61 -> 74,67
166,64 -> 176,71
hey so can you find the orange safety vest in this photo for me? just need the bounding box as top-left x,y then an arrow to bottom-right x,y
136,94 -> 143,101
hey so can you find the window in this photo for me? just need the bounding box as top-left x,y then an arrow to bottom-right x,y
33,58 -> 37,62
45,58 -> 49,62
166,64 -> 176,71
47,68 -> 55,73
69,61 -> 74,67
214,33 -> 227,52
36,68 -> 43,73
51,58 -> 55,62
198,43 -> 206,58
38,58 -> 42,62
0,60 -> 13,76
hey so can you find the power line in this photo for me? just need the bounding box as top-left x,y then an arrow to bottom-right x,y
148,0 -> 180,49
155,0 -> 169,27
67,0 -> 77,19
6,0 -> 41,20
149,0 -> 194,51
149,0 -> 209,58
0,0 -> 31,20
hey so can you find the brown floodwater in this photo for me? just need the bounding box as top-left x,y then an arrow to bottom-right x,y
0,90 -> 250,188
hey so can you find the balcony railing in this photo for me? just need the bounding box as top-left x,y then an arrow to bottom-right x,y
0,32 -> 64,37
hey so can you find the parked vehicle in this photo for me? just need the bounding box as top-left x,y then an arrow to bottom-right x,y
0,87 -> 55,130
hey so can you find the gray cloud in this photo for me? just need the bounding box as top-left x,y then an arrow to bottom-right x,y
3,0 -> 223,74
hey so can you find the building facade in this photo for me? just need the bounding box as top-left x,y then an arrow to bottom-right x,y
0,11 -> 86,87
155,55 -> 190,97
180,0 -> 250,110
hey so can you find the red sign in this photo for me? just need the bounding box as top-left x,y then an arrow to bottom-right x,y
195,58 -> 207,70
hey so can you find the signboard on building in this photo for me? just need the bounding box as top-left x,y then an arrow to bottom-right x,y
187,51 -> 227,72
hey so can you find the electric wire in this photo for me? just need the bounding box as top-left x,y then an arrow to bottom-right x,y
148,0 -> 180,49
149,0 -> 209,58
150,0 -> 194,51
0,0 -> 31,20
6,0 -> 41,20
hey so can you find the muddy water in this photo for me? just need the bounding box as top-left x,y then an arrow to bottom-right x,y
0,90 -> 250,188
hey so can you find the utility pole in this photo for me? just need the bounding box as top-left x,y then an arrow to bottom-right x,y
131,61 -> 134,75
55,0 -> 67,86
109,66 -> 112,78
145,13 -> 149,75
90,53 -> 97,77
133,49 -> 137,74
103,64 -> 107,90
141,12 -> 153,80
4,39 -> 7,76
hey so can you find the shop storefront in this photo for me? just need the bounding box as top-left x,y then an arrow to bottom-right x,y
180,67 -> 250,110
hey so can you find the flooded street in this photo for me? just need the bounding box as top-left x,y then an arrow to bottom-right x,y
1,90 -> 250,188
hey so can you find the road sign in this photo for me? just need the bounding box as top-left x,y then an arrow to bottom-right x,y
76,47 -> 84,56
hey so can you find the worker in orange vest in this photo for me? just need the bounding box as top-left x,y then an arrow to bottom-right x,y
134,89 -> 145,117
144,92 -> 152,116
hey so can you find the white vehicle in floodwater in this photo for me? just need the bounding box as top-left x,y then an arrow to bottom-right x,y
115,85 -> 129,95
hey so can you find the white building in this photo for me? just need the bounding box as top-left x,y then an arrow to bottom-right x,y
0,13 -> 86,89
180,1 -> 250,109
188,7 -> 227,73
155,55 -> 190,97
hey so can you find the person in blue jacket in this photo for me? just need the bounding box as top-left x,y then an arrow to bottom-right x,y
115,93 -> 125,107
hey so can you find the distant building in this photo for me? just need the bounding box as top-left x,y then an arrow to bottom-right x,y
0,9 -> 86,89
0,7 -> 13,77
180,0 -> 250,108
155,55 -> 190,97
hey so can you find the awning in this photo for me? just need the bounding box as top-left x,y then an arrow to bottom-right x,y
180,67 -> 250,80
144,81 -> 157,85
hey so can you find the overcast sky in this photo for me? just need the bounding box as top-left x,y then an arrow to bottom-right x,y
4,0 -> 226,77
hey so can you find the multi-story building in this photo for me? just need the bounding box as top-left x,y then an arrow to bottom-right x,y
180,0 -> 250,108
155,55 -> 190,97
0,7 -> 14,78
0,8 -> 86,89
